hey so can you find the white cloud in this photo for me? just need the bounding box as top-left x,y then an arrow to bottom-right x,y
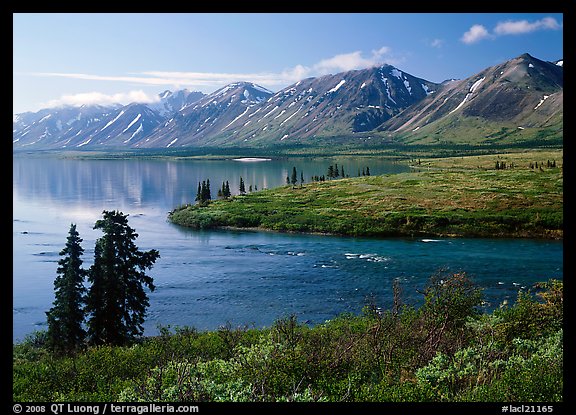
42,90 -> 159,108
461,24 -> 492,44
494,17 -> 561,35
311,46 -> 396,74
31,46 -> 401,94
462,16 -> 562,45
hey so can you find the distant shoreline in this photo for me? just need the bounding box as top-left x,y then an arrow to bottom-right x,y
232,157 -> 272,162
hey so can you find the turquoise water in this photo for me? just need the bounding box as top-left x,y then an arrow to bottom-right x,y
13,156 -> 563,342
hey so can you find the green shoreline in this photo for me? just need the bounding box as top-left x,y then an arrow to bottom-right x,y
168,152 -> 563,240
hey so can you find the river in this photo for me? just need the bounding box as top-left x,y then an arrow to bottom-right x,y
12,155 -> 563,342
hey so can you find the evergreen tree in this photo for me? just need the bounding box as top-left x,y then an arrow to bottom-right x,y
46,223 -> 87,354
291,167 -> 298,187
85,210 -> 159,346
195,182 -> 202,202
366,167 -> 370,176
220,181 -> 226,198
334,164 -> 339,177
195,180 -> 212,206
240,177 -> 246,194
341,166 -> 345,178
300,171 -> 304,186
327,165 -> 334,179
201,180 -> 207,202
201,179 -> 211,202
225,181 -> 231,198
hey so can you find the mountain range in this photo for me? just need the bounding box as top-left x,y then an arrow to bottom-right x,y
12,53 -> 563,151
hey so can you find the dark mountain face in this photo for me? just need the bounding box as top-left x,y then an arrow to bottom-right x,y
13,53 -> 562,151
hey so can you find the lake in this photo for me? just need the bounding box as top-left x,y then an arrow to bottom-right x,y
12,155 -> 563,342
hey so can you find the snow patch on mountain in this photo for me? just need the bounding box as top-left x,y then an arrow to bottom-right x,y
328,80 -> 346,93
122,114 -> 142,133
101,110 -> 125,131
449,77 -> 485,114
222,106 -> 251,131
534,95 -> 550,110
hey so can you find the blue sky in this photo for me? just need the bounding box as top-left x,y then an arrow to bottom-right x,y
13,13 -> 563,114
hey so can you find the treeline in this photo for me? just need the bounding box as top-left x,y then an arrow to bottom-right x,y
494,160 -> 558,170
13,274 -> 563,402
193,163 -> 373,206
194,177 -> 257,206
310,163 -> 371,182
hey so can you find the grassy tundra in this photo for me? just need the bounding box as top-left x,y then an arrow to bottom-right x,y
169,151 -> 563,239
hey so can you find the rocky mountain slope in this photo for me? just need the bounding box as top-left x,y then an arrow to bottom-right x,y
140,65 -> 439,147
381,53 -> 563,146
13,53 -> 562,151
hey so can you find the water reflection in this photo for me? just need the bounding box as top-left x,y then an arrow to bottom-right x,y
13,156 -> 409,213
12,155 -> 562,343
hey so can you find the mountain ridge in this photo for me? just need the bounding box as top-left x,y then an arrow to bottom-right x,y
13,53 -> 563,151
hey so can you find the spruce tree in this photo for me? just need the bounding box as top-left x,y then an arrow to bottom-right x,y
46,223 -> 87,354
225,181 -> 231,198
195,182 -> 202,202
239,177 -> 246,194
327,165 -> 334,179
202,179 -> 211,202
85,210 -> 159,346
291,167 -> 298,187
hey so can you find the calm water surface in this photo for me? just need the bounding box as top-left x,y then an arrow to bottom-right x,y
13,155 -> 563,342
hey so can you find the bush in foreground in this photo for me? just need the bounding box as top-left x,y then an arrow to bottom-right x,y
13,275 -> 562,402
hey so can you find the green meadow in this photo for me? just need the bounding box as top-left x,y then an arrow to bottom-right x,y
169,151 -> 563,239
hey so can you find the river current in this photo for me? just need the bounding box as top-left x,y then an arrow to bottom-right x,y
12,155 -> 563,342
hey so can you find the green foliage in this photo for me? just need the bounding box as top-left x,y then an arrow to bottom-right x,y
86,210 -> 160,346
290,167 -> 298,187
493,279 -> 563,345
416,330 -> 563,402
14,276 -> 563,402
169,165 -> 562,239
46,224 -> 87,355
418,272 -> 483,361
195,180 -> 212,206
